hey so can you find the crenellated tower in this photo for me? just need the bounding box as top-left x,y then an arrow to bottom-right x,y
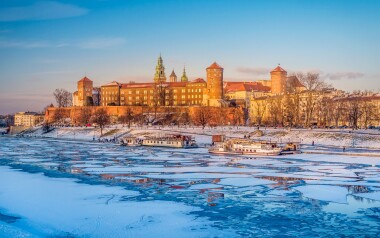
77,76 -> 93,106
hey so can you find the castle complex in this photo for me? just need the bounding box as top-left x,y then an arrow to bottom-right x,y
72,55 -> 297,109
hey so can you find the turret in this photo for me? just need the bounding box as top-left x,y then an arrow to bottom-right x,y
181,67 -> 188,82
270,65 -> 287,94
154,54 -> 166,83
170,70 -> 177,82
77,76 -> 93,106
205,62 -> 223,106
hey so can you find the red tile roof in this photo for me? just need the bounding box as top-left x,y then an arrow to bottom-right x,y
102,81 -> 120,87
271,66 -> 287,73
207,62 -> 223,70
121,82 -> 154,89
190,78 -> 206,84
120,81 -> 189,89
78,76 -> 92,82
224,82 -> 271,93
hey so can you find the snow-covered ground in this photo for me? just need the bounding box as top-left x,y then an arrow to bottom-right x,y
1,136 -> 380,237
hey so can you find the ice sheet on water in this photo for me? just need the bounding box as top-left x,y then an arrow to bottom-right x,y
218,177 -> 276,187
0,166 -> 235,237
142,172 -> 250,180
189,183 -> 224,190
354,191 -> 380,201
294,185 -> 348,203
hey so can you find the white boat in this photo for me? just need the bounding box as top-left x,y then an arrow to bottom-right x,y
121,136 -> 142,146
281,142 -> 302,154
142,134 -> 198,148
209,138 -> 282,156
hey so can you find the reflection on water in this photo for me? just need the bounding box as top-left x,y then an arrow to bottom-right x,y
1,136 -> 380,237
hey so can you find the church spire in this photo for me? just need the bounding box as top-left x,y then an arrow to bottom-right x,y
181,66 -> 188,82
170,69 -> 177,82
154,54 -> 166,83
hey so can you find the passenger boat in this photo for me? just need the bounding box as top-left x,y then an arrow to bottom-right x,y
120,136 -> 142,146
141,134 -> 198,148
209,138 -> 282,156
281,142 -> 302,154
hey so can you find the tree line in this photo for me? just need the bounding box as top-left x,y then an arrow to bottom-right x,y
251,72 -> 380,129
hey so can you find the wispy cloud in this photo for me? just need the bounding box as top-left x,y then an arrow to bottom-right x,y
77,37 -> 126,49
0,37 -> 126,49
0,39 -> 52,48
325,72 -> 365,80
236,67 -> 272,76
0,1 -> 88,22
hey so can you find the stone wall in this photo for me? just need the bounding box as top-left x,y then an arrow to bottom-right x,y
45,106 -> 245,126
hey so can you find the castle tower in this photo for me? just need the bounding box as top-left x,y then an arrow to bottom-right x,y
204,62 -> 223,106
270,65 -> 287,94
154,55 -> 166,83
169,70 -> 177,82
181,67 -> 188,82
77,76 -> 93,106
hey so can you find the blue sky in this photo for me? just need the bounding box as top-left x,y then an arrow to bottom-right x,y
0,0 -> 379,114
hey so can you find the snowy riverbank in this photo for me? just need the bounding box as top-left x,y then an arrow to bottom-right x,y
18,125 -> 380,150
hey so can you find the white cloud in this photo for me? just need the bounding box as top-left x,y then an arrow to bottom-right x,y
236,67 -> 272,76
77,37 -> 126,49
0,39 -> 51,48
0,37 -> 126,49
0,1 -> 88,22
325,72 -> 365,80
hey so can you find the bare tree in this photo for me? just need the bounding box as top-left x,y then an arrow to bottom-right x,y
331,99 -> 345,127
347,97 -> 362,129
53,108 -> 66,124
177,108 -> 191,127
231,107 -> 244,128
252,99 -> 268,126
53,89 -> 72,108
296,72 -> 329,127
267,96 -> 283,127
283,94 -> 296,127
78,107 -> 92,125
119,107 -> 134,128
192,106 -> 212,129
361,98 -> 375,128
91,108 -> 110,136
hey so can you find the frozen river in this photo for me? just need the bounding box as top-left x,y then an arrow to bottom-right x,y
1,136 -> 380,237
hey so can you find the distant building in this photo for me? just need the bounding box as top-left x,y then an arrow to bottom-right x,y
224,82 -> 271,108
203,62 -> 226,107
100,56 -> 210,106
72,57 -> 307,109
73,76 -> 94,106
14,112 -> 44,127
